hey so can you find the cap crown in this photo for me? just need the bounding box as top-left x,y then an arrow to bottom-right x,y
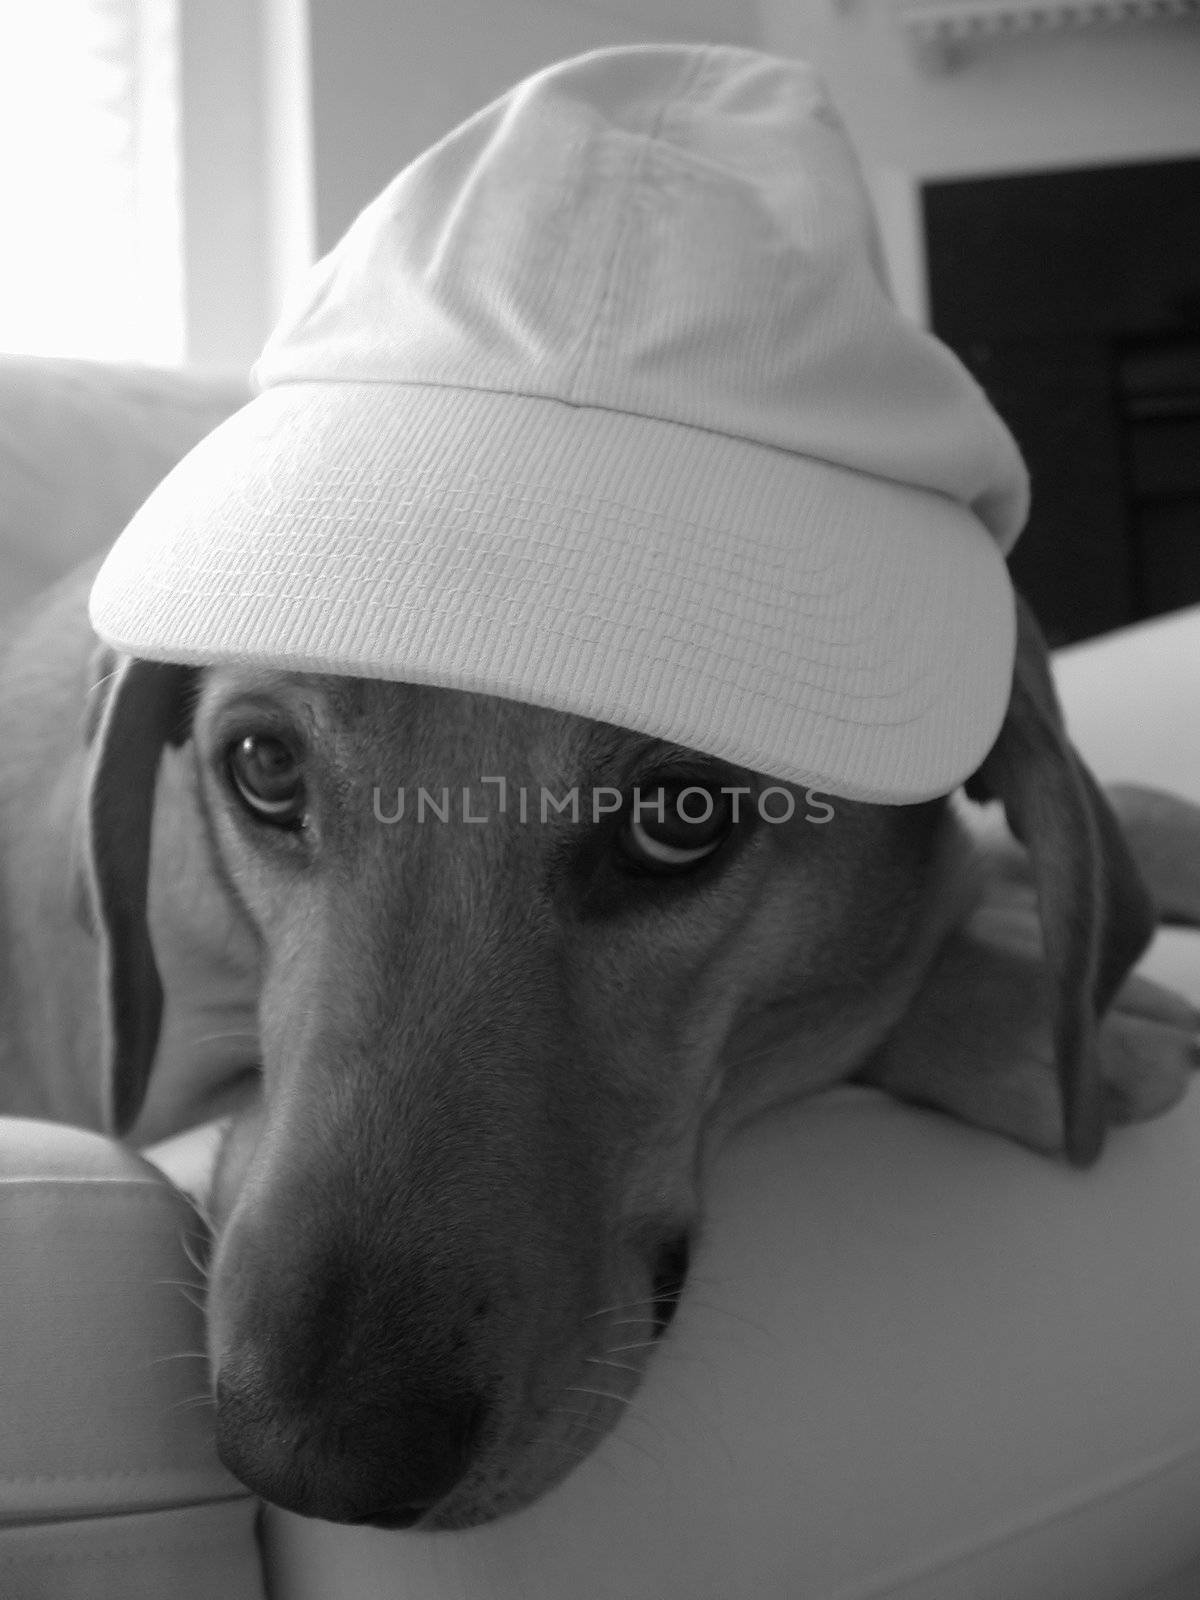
257,45 -> 1028,548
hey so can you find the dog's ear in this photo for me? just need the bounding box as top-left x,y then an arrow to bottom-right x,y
71,644 -> 122,938
83,651 -> 197,1137
964,593 -> 1157,1166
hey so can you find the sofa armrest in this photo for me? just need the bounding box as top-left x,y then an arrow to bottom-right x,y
0,1117 -> 264,1600
0,356 -> 246,617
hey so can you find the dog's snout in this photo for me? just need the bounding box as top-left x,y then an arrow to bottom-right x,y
214,1363 -> 489,1525
650,1229 -> 692,1337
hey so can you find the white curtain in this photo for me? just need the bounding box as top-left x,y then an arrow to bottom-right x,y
0,0 -> 182,361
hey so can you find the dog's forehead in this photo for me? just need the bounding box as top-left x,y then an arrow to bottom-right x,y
195,665 -> 697,783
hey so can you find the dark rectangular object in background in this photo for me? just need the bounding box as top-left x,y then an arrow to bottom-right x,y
924,160 -> 1200,648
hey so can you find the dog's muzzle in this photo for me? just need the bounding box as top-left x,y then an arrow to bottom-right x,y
214,1360 -> 490,1526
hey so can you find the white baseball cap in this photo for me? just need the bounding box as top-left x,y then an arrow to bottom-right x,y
89,44 -> 1028,803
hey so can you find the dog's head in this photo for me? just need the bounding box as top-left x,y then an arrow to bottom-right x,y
81,591 -> 1153,1528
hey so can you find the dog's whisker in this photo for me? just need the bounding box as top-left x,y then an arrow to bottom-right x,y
180,1185 -> 219,1233
179,1266 -> 208,1294
682,1292 -> 778,1343
584,1291 -> 686,1321
179,1243 -> 210,1282
166,1392 -> 216,1415
549,1421 -> 637,1490
601,1320 -> 739,1456
624,1398 -> 704,1454
186,1029 -> 260,1049
555,1406 -> 665,1471
590,1379 -> 707,1461
586,1356 -> 643,1376
554,1406 -> 616,1431
586,1292 -> 678,1323
608,1267 -> 776,1341
549,1409 -> 636,1469
178,1230 -> 212,1284
595,1419 -> 667,1470
564,1383 -> 631,1406
583,1301 -> 638,1322
556,1434 -> 615,1472
565,1444 -> 627,1486
147,1349 -> 210,1367
152,1276 -> 209,1314
604,1338 -> 706,1376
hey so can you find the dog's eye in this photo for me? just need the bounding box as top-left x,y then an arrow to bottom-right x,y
621,783 -> 733,873
227,734 -> 306,827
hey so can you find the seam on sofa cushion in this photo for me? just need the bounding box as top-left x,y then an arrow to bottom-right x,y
825,1432 -> 1200,1600
0,1490 -> 252,1536
0,1466 -> 223,1491
0,1177 -> 177,1192
0,1495 -> 265,1600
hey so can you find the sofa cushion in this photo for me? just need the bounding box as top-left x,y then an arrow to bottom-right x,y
0,1118 -> 264,1600
0,356 -> 245,617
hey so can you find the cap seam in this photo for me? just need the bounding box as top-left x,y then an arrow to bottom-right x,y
255,373 -> 991,526
563,47 -> 713,405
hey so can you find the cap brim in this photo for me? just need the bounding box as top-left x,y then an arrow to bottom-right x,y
88,381 -> 1014,804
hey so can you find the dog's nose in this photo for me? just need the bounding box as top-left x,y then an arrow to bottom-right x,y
214,1365 -> 488,1524
345,1499 -> 442,1530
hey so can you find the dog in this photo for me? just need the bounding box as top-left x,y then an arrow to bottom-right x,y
1,556 -> 1198,1531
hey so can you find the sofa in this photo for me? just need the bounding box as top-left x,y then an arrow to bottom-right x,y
2,358 -> 1199,1600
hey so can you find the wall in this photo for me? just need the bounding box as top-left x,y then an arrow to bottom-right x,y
179,0 -> 762,367
756,4 -> 1200,179
755,0 -> 1200,320
308,0 -> 761,253
182,0 -> 1200,357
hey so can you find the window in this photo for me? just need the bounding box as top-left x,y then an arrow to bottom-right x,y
0,0 -> 183,361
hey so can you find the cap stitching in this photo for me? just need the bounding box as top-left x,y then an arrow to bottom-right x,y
259,374 -> 993,524
563,49 -> 713,405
